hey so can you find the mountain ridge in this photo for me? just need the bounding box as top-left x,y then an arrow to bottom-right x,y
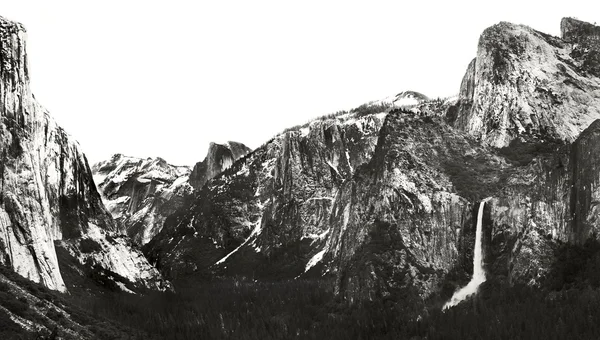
92,153 -> 192,245
92,141 -> 252,246
5,13 -> 600,339
142,17 -> 600,304
189,141 -> 252,190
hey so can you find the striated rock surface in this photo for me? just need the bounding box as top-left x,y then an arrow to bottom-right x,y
483,119 -> 600,287
451,20 -> 600,148
144,110 -> 388,279
0,16 -> 169,292
447,19 -> 600,288
571,120 -> 600,242
92,154 -> 192,245
324,112 -> 502,301
189,141 -> 251,190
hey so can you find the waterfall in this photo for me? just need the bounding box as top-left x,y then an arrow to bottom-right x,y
443,198 -> 489,309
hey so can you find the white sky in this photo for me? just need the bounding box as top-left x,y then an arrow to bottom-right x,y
1,1 -> 599,165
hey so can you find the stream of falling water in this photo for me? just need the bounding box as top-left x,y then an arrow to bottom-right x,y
443,198 -> 489,309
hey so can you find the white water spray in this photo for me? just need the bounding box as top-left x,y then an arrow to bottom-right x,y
443,198 -> 490,309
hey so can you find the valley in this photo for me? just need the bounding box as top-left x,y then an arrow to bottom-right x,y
1,12 -> 600,340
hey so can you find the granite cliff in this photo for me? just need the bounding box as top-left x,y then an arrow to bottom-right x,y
189,141 -> 252,190
451,20 -> 600,148
0,16 -> 169,292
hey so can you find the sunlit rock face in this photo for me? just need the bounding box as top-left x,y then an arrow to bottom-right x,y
0,16 -> 169,292
92,154 -> 192,245
452,19 -> 600,289
189,141 -> 252,190
144,111 -> 388,280
452,20 -> 600,148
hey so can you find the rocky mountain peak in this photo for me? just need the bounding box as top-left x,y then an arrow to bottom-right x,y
561,17 -> 600,42
189,141 -> 252,190
452,18 -> 600,148
143,104 -> 389,281
92,155 -> 192,245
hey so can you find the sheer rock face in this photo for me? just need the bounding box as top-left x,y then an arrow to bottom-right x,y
144,112 -> 387,279
189,141 -> 252,190
92,155 -> 192,245
325,113 -> 486,301
0,16 -> 169,292
452,21 -> 600,148
445,18 -> 600,288
482,119 -> 600,287
326,110 -> 600,301
444,19 -> 600,290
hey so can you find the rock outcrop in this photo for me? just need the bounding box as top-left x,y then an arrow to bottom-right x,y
452,21 -> 600,148
561,17 -> 600,77
0,16 -> 169,292
189,141 -> 251,190
92,154 -> 192,245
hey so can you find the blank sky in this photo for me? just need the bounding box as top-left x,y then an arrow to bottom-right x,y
1,1 -> 599,165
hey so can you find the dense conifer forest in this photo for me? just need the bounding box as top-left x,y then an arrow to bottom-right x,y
4,239 -> 600,339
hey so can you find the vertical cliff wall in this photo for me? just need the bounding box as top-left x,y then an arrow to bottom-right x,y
447,19 -> 600,287
324,112 -> 488,301
189,141 -> 252,190
0,16 -> 169,292
452,21 -> 600,148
